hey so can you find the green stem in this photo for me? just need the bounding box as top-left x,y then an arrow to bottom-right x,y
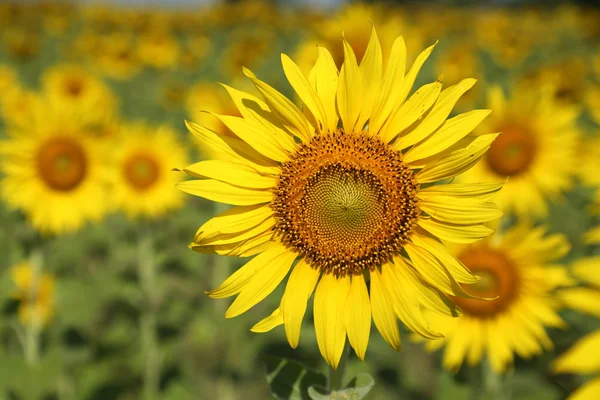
472,358 -> 511,400
328,342 -> 349,392
24,248 -> 43,366
138,228 -> 161,400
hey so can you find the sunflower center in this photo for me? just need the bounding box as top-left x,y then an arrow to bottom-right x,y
123,153 -> 160,191
64,78 -> 84,97
272,130 -> 420,277
485,125 -> 537,176
36,137 -> 87,191
452,247 -> 520,317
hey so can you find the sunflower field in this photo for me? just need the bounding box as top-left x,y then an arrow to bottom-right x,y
1,1 -> 600,399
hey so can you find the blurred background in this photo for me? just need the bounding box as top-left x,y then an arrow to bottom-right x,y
0,0 -> 599,399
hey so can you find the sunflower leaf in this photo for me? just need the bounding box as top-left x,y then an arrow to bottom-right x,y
264,356 -> 327,400
308,373 -> 375,400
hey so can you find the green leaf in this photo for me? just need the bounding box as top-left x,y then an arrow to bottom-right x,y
308,374 -> 375,400
264,356 -> 327,400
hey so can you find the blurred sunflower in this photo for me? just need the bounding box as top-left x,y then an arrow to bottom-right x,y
553,230 -> 600,400
42,64 -> 117,124
10,261 -> 55,327
294,3 -> 423,74
179,28 -> 502,368
0,86 -> 41,128
418,224 -> 572,372
95,32 -> 142,81
111,123 -> 188,219
136,28 -> 180,70
221,27 -> 276,79
458,86 -> 580,218
0,64 -> 18,93
584,84 -> 600,125
0,103 -> 110,234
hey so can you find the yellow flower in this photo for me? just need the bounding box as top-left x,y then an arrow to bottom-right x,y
0,85 -> 41,128
110,123 -> 188,219
136,29 -> 180,70
178,28 -> 502,368
41,64 -> 117,125
2,27 -> 40,61
10,262 -> 55,327
0,101 -> 110,234
459,86 -> 580,218
418,224 -> 572,372
95,32 -> 142,81
294,4 -> 423,74
552,230 -> 600,400
221,27 -> 276,79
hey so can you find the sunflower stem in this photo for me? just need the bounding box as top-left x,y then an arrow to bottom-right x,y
138,226 -> 161,400
24,248 -> 43,366
473,358 -> 511,400
328,342 -> 350,392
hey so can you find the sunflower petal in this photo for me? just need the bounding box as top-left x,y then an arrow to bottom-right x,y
194,217 -> 275,246
380,81 -> 442,143
565,378 -> 600,400
183,160 -> 276,189
557,288 -> 600,318
308,47 -> 339,133
393,42 -> 437,112
345,274 -> 371,361
418,218 -> 494,244
404,109 -> 492,163
572,257 -> 600,288
282,259 -> 320,349
397,78 -> 478,149
336,37 -> 362,133
369,36 -> 406,135
225,246 -> 296,318
194,204 -> 272,241
370,268 -> 402,351
553,330 -> 600,374
176,180 -> 272,206
244,67 -> 312,143
282,54 -> 328,133
206,254 -> 261,298
251,306 -> 284,333
314,274 -> 350,369
356,26 -> 382,131
418,182 -> 503,202
420,196 -> 502,225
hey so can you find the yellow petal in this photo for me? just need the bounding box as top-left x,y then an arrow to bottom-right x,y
397,78 -> 477,149
404,109 -> 492,163
344,274 -> 371,361
282,259 -> 320,349
418,218 -> 494,244
380,81 -> 442,143
486,318 -> 513,373
206,253 -> 261,298
282,53 -> 328,134
193,204 -> 272,241
419,196 -> 502,225
185,120 -> 279,173
404,242 -> 465,296
176,179 -> 272,206
553,330 -> 600,374
213,114 -> 290,162
393,42 -> 437,114
585,226 -> 600,245
416,133 -> 499,183
418,182 -> 503,202
370,268 -> 402,351
251,306 -> 284,333
308,47 -> 339,133
382,261 -> 443,339
487,85 -> 506,115
369,36 -> 406,135
409,233 -> 477,284
442,320 -> 471,371
567,378 -> 600,400
225,246 -> 296,318
336,37 -> 362,132
244,67 -> 312,143
183,160 -> 276,189
355,26 -> 382,131
557,288 -> 600,318
202,230 -> 276,258
194,217 -> 275,246
572,257 -> 600,288
314,273 -> 350,369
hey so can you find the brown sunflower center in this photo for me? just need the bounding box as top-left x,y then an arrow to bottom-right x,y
64,78 -> 84,97
36,137 -> 87,191
452,247 -> 520,317
123,153 -> 160,191
271,130 -> 420,277
485,125 -> 537,176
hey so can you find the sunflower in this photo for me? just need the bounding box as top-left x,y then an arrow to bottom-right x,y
458,85 -> 580,218
0,85 -> 41,128
41,64 -> 117,125
178,28 -> 503,368
221,26 -> 276,79
0,101 -> 110,234
110,123 -> 188,219
552,230 -> 600,400
95,32 -> 142,81
417,223 -> 572,372
136,28 -> 180,70
10,261 -> 55,327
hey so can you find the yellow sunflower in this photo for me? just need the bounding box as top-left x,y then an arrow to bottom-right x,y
417,223 -> 572,372
0,101 -> 110,235
0,85 -> 41,128
553,230 -> 600,400
10,261 -> 55,327
41,64 -> 117,125
111,123 -> 188,219
95,32 -> 142,81
458,85 -> 580,218
178,28 -> 503,368
221,26 -> 276,79
136,28 -> 180,70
